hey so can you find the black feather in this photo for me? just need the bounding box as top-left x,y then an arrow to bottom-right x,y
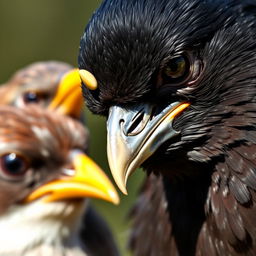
79,0 -> 256,254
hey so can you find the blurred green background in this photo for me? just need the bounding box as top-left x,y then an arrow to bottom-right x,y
0,1 -> 145,255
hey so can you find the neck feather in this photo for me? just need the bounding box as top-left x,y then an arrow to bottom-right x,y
162,170 -> 212,255
0,200 -> 88,256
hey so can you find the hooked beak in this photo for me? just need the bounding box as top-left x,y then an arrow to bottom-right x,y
48,69 -> 83,118
107,102 -> 190,194
25,150 -> 119,205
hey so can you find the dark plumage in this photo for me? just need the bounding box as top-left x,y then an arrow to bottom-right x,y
79,0 -> 256,255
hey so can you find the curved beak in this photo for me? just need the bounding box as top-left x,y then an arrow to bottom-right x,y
25,150 -> 119,205
107,102 -> 190,194
48,69 -> 84,118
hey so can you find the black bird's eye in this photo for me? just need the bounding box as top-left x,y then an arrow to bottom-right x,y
0,153 -> 29,179
161,55 -> 190,85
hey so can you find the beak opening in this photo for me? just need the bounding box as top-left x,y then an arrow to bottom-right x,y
48,69 -> 84,118
25,150 -> 119,205
107,102 -> 190,194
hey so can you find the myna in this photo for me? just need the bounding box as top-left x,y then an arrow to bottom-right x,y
0,105 -> 119,256
79,0 -> 256,255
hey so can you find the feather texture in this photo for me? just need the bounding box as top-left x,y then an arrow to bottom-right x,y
79,0 -> 256,254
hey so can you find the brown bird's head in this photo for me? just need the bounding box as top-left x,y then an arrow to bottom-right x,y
0,105 -> 119,255
0,61 -> 84,119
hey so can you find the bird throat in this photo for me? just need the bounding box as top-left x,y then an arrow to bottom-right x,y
0,200 -> 88,256
130,154 -> 214,256
141,149 -> 214,255
162,170 -> 212,255
161,151 -> 213,254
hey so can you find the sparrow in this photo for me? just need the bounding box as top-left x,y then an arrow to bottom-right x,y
0,105 -> 119,256
0,61 -> 83,118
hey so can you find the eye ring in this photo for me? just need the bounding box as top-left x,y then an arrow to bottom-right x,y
0,153 -> 30,181
156,52 -> 203,90
161,54 -> 191,86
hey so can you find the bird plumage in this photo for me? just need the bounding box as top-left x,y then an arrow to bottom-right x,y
79,0 -> 256,255
0,60 -> 84,120
0,106 -> 87,255
0,105 -> 119,256
0,198 -> 87,256
79,0 -> 247,113
0,60 -> 121,255
0,61 -> 72,106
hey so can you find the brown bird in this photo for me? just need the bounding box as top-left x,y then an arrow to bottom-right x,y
0,61 -> 83,118
0,105 -> 119,256
79,0 -> 256,255
0,61 -> 120,255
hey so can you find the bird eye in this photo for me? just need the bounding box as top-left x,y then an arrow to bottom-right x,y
23,91 -> 39,104
161,55 -> 190,85
0,153 -> 29,179
21,91 -> 50,108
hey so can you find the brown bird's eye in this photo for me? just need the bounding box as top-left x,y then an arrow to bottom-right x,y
162,55 -> 190,85
23,91 -> 40,104
0,153 -> 29,179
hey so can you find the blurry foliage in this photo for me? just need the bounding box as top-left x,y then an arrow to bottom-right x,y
0,1 -> 145,255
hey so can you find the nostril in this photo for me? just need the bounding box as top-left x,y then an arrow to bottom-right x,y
132,108 -> 144,121
127,111 -> 144,135
150,106 -> 157,121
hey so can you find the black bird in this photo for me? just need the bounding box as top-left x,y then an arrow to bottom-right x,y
0,105 -> 119,256
79,0 -> 256,255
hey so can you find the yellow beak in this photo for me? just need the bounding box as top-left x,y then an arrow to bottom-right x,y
48,69 -> 84,118
25,151 -> 119,205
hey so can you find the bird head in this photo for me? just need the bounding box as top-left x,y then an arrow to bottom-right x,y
79,0 -> 256,193
0,105 -> 119,216
0,61 -> 83,119
0,105 -> 119,254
